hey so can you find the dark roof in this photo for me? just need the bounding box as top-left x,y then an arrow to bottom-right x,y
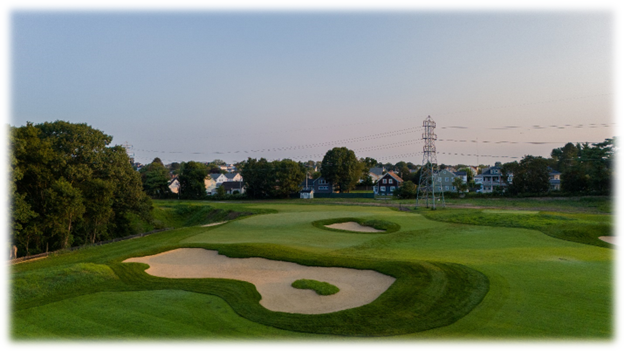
369,167 -> 385,176
225,172 -> 239,179
376,171 -> 403,185
454,171 -> 467,176
209,173 -> 223,180
300,188 -> 313,193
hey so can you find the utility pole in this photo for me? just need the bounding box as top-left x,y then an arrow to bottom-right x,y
416,115 -> 445,209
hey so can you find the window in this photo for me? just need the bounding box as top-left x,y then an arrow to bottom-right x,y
318,186 -> 328,190
319,179 -> 327,185
389,179 -> 393,184
383,179 -> 387,184
445,186 -> 449,190
390,186 -> 395,192
445,177 -> 449,182
380,186 -> 386,192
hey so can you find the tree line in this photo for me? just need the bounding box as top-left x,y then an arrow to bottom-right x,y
10,121 -> 152,257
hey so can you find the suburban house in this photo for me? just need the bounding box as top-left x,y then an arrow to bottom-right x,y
453,171 -> 468,183
434,169 -> 458,193
549,169 -> 561,191
168,177 -> 180,194
299,176 -> 335,195
480,162 -> 512,193
225,172 -> 243,182
204,176 -> 217,194
221,181 -> 245,194
209,173 -> 228,185
373,171 -> 403,196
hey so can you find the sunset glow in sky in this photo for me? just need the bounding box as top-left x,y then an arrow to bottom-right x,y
10,9 -> 614,166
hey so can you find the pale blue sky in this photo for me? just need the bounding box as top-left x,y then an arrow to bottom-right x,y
11,11 -> 614,165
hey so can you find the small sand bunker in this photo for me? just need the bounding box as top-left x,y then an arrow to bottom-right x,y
599,236 -> 616,245
325,222 -> 385,233
123,248 -> 395,314
201,221 -> 227,227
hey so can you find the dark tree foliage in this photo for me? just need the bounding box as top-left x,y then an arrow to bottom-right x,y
241,158 -> 306,199
241,157 -> 275,198
560,138 -> 614,194
394,180 -> 417,199
140,158 -> 171,198
321,147 -> 363,193
272,159 -> 306,198
504,156 -> 550,195
10,121 -> 152,256
178,161 -> 208,199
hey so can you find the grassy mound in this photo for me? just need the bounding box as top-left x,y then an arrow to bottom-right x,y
312,217 -> 400,234
418,208 -> 613,248
291,279 -> 340,296
115,243 -> 489,336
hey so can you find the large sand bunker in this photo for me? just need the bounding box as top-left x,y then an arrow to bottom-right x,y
325,221 -> 385,233
123,248 -> 395,314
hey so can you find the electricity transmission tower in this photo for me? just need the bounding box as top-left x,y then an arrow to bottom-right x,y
416,115 -> 445,209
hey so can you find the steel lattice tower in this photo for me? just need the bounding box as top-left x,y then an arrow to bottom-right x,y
416,115 -> 445,209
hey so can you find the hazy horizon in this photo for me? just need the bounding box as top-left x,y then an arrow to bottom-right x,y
10,10 -> 614,166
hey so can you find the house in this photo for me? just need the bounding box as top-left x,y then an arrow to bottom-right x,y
480,162 -> 511,193
207,173 -> 229,195
373,171 -> 403,195
168,177 -> 180,194
473,174 -> 484,192
433,169 -> 458,193
220,181 -> 245,195
225,172 -> 243,182
299,176 -> 335,194
549,170 -> 561,191
453,171 -> 468,183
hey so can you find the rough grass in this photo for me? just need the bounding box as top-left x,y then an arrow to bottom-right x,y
312,217 -> 400,234
292,279 -> 340,296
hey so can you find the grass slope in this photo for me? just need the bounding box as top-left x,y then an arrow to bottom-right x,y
292,279 -> 340,295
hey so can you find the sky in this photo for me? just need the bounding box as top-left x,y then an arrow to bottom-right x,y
8,6 -> 616,167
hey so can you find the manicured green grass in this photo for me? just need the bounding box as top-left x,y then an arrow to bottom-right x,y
292,279 -> 340,295
11,201 -> 613,339
415,208 -> 613,248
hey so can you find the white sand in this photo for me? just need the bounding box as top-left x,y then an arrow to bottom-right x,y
201,221 -> 228,227
123,248 -> 395,314
325,221 -> 385,233
599,236 -> 616,245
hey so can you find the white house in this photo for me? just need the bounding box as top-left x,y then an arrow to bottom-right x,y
168,177 -> 180,194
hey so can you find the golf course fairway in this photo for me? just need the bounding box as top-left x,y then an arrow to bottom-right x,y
11,202 -> 613,339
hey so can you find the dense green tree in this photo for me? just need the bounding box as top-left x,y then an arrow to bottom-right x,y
559,138 -> 614,194
394,180 -> 417,199
452,177 -> 468,194
551,142 -> 581,173
10,121 -> 153,256
44,178 -> 86,249
360,157 -> 378,180
272,159 -> 306,198
321,147 -> 363,193
505,156 -> 550,195
140,158 -> 171,198
178,161 -> 208,199
241,157 -> 275,198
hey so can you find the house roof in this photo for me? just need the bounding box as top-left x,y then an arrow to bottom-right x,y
376,171 -> 403,184
369,167 -> 385,176
210,173 -> 224,181
300,188 -> 314,193
454,171 -> 467,176
225,172 -> 240,179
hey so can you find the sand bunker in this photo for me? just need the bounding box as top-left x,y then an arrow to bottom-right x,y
123,248 -> 395,314
599,236 -> 616,245
325,221 -> 385,233
201,221 -> 227,227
